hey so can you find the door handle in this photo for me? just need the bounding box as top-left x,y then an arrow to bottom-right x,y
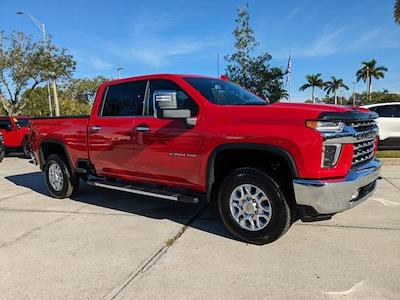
135,126 -> 150,132
90,125 -> 102,133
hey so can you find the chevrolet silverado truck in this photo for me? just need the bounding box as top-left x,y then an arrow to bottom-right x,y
0,116 -> 31,158
29,74 -> 381,244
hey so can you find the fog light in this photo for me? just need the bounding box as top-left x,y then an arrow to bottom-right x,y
351,190 -> 360,200
321,144 -> 342,168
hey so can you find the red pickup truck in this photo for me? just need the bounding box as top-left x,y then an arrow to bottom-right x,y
30,74 -> 381,244
0,116 -> 31,158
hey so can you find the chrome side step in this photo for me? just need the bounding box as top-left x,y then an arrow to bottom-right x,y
87,180 -> 199,204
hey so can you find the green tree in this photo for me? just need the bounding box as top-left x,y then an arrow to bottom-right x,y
20,84 -> 92,117
224,4 -> 285,103
0,31 -> 75,115
299,73 -> 324,103
395,0 -> 400,24
62,76 -> 108,104
356,59 -> 388,102
323,76 -> 349,105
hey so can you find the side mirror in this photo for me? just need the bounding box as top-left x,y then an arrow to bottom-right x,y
153,90 -> 190,119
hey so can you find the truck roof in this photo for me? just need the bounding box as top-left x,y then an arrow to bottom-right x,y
104,73 -> 215,86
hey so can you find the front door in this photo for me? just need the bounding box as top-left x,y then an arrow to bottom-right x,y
130,79 -> 204,190
0,118 -> 17,147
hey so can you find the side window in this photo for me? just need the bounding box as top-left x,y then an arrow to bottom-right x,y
375,105 -> 398,118
16,118 -> 30,127
394,105 -> 400,118
144,79 -> 199,117
101,80 -> 147,117
0,119 -> 12,130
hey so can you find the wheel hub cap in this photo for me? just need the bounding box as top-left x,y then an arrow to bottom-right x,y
48,162 -> 64,192
229,184 -> 272,231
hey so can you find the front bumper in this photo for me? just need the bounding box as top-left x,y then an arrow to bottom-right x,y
293,158 -> 381,215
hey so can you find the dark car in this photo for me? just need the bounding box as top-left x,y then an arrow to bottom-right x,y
0,133 -> 5,162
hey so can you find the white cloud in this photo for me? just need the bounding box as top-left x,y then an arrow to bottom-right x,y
282,0 -> 310,25
129,40 -> 207,68
301,26 -> 347,57
299,26 -> 400,58
74,52 -> 113,70
102,13 -> 226,68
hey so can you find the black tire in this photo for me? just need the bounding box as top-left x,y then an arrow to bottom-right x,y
44,154 -> 79,199
22,137 -> 30,158
218,167 -> 292,245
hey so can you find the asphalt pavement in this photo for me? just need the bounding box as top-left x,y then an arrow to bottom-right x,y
0,156 -> 399,299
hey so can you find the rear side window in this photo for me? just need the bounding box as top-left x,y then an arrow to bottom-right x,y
0,119 -> 12,129
374,105 -> 400,118
101,81 -> 147,117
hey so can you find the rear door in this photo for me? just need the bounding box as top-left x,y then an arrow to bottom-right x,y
88,80 -> 148,180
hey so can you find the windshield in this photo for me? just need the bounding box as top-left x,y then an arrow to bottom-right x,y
184,77 -> 267,105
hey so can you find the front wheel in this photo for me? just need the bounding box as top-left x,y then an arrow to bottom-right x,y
218,167 -> 292,245
44,154 -> 79,198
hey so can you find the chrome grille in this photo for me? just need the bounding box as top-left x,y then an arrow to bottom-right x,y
347,120 -> 376,132
347,119 -> 377,167
353,139 -> 375,166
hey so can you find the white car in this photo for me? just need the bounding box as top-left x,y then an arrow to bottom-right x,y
362,102 -> 400,149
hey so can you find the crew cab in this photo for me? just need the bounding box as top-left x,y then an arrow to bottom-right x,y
29,74 -> 381,244
0,133 -> 5,163
0,116 -> 31,157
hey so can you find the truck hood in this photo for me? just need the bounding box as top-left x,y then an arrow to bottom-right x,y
211,102 -> 374,127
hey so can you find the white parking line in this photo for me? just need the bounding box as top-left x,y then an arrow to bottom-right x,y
371,197 -> 400,207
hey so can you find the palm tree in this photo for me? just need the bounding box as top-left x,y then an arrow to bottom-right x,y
299,73 -> 324,103
356,59 -> 388,102
395,0 -> 400,25
324,76 -> 349,105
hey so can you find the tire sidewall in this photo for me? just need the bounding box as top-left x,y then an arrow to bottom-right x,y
218,169 -> 290,244
44,156 -> 72,198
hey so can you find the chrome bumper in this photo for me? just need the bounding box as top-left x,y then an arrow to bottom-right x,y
293,158 -> 381,214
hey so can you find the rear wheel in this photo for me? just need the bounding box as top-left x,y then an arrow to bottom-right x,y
44,154 -> 79,198
218,167 -> 292,245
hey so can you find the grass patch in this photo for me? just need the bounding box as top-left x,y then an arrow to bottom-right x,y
377,150 -> 400,158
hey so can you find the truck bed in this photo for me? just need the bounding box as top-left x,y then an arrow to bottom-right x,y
30,116 -> 90,166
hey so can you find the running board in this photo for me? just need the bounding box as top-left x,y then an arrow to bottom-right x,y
86,180 -> 199,204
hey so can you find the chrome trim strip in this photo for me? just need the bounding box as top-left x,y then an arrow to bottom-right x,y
322,128 -> 379,144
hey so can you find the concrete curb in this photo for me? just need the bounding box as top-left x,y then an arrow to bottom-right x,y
379,158 -> 400,165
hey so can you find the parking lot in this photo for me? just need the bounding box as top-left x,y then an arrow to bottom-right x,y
0,156 -> 399,299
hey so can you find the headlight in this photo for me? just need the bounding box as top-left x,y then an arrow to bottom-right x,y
306,120 -> 344,132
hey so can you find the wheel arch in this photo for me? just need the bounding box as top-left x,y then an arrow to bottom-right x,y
39,139 -> 74,172
206,143 -> 298,202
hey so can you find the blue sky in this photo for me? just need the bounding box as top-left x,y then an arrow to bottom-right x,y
1,0 -> 399,102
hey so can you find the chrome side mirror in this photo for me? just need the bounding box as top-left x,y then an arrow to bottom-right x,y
153,90 -> 190,119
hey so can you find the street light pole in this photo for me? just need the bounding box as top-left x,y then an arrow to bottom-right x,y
117,67 -> 123,79
352,81 -> 356,106
16,11 -> 57,116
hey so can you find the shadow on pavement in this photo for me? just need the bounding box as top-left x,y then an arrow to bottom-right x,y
5,171 -> 235,241
5,152 -> 28,159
